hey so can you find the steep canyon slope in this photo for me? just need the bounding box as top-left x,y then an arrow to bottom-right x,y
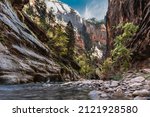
0,0 -> 107,84
106,0 -> 150,62
0,0 -> 79,84
26,0 -> 107,58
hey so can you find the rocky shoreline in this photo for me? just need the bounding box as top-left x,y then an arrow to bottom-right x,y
0,69 -> 150,100
90,69 -> 150,100
52,69 -> 150,100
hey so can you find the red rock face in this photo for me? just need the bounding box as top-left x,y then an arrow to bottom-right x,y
106,0 -> 150,57
75,33 -> 85,49
75,23 -> 107,51
86,23 -> 107,46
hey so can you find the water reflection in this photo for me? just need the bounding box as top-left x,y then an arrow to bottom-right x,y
0,83 -> 91,100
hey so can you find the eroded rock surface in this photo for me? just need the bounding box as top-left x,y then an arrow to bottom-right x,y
106,0 -> 150,61
0,0 -> 79,84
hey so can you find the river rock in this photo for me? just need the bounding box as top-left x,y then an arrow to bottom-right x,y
113,88 -> 124,97
130,76 -> 145,83
110,81 -> 119,87
103,81 -> 111,88
101,93 -> 108,98
142,69 -> 150,74
133,89 -> 150,97
129,82 -> 142,87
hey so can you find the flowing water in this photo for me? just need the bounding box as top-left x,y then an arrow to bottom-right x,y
0,82 -> 94,100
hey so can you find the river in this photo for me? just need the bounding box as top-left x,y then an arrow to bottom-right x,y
0,82 -> 94,100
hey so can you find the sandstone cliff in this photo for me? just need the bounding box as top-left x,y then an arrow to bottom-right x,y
106,0 -> 150,61
0,0 -> 79,84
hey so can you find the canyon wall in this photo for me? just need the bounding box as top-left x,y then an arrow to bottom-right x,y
0,0 -> 79,84
106,0 -> 150,60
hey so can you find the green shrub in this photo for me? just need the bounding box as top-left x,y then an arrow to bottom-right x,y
75,54 -> 94,76
111,73 -> 123,81
99,57 -> 113,79
47,26 -> 69,56
100,22 -> 138,79
112,22 -> 138,71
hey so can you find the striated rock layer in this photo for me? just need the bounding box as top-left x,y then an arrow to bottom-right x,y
0,0 -> 79,84
106,0 -> 150,61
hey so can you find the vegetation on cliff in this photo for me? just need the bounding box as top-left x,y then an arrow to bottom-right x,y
100,23 -> 139,80
23,1 -> 97,79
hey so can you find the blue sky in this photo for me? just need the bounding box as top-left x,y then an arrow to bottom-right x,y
60,0 -> 108,20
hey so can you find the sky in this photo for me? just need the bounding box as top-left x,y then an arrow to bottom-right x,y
60,0 -> 108,20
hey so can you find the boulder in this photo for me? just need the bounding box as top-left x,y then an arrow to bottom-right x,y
133,89 -> 150,97
130,76 -> 145,83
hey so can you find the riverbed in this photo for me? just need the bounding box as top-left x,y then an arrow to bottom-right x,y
0,71 -> 150,100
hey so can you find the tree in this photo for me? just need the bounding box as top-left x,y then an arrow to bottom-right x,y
65,21 -> 76,59
99,22 -> 139,80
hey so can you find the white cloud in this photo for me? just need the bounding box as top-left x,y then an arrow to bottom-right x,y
83,0 -> 108,20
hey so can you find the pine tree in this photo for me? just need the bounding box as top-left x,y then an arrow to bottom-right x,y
65,21 -> 75,59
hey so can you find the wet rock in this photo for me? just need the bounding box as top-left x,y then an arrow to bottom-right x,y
133,89 -> 150,97
88,90 -> 101,100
